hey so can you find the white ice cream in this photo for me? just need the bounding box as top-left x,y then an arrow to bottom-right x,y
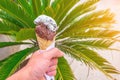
34,15 -> 58,32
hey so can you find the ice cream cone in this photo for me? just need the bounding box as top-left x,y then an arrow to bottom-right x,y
36,34 -> 55,50
34,15 -> 58,80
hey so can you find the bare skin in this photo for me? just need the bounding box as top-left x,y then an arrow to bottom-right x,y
7,48 -> 64,80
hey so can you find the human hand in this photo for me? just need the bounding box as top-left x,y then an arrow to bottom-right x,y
27,48 -> 64,80
7,48 -> 64,80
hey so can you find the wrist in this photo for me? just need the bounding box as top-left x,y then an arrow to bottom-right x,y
25,65 -> 46,80
23,65 -> 46,80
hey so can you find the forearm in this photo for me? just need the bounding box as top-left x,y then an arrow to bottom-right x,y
7,66 -> 31,80
7,65 -> 45,80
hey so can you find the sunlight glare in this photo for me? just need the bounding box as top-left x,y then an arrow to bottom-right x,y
97,0 -> 120,30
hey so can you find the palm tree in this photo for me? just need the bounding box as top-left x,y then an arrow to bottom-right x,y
0,0 -> 120,80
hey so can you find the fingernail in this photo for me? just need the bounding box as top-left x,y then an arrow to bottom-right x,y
39,50 -> 46,54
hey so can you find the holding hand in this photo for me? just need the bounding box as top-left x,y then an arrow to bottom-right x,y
7,48 -> 64,80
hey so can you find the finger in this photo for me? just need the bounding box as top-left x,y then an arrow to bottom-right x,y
49,58 -> 58,67
46,70 -> 56,76
47,65 -> 57,72
39,50 -> 46,53
32,50 -> 46,56
44,48 -> 64,59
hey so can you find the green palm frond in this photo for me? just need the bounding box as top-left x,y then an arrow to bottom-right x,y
0,20 -> 20,31
55,57 -> 75,80
0,47 -> 38,80
73,45 -> 119,77
53,0 -> 79,24
0,20 -> 20,35
57,0 -> 99,33
0,42 -> 32,48
0,10 -> 25,28
17,0 -> 34,18
31,0 -> 42,17
57,28 -> 120,39
57,9 -> 114,36
69,10 -> 114,29
41,0 -> 50,11
57,44 -> 119,79
43,5 -> 55,17
16,28 -> 36,41
0,0 -> 34,28
56,38 -> 115,49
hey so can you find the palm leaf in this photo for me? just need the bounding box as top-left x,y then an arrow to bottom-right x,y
0,42 -> 32,48
56,38 -> 115,49
0,20 -> 20,35
57,0 -> 99,33
16,28 -> 36,41
51,0 -> 61,9
0,47 -> 38,80
0,10 -> 25,28
51,0 -> 61,18
57,28 -> 120,39
31,0 -> 42,17
57,9 -> 114,36
0,20 -> 20,31
55,57 -> 75,80
53,0 -> 79,24
43,6 -> 55,17
41,0 -> 50,11
42,0 -> 56,17
74,45 -> 120,75
17,0 -> 34,18
0,0 -> 34,28
65,10 -> 114,32
57,44 -> 119,79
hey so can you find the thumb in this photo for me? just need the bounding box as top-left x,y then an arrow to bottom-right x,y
44,48 -> 64,59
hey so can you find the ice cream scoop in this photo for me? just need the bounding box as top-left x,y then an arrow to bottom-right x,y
35,23 -> 56,41
34,15 -> 58,32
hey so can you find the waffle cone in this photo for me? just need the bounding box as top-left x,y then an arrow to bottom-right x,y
36,34 -> 55,50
